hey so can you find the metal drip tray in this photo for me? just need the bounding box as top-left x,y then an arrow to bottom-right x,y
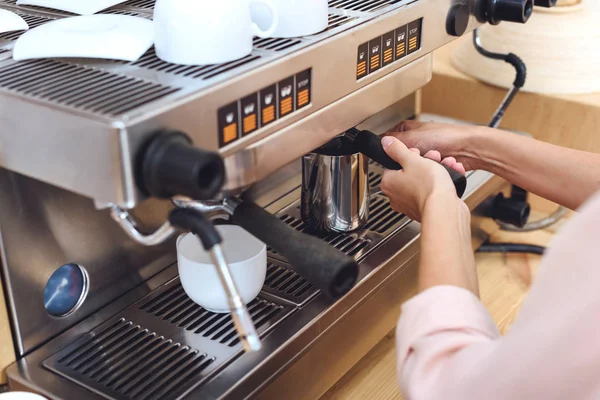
39,164 -> 412,399
43,278 -> 295,400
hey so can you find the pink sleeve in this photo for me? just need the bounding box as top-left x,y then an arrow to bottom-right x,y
396,191 -> 600,400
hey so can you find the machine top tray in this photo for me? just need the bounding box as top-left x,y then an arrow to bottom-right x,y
0,0 -> 409,121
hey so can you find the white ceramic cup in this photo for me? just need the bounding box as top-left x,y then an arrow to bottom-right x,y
154,0 -> 279,65
177,225 -> 267,313
250,0 -> 328,38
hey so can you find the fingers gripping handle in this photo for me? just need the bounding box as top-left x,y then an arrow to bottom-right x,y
231,201 -> 359,299
352,129 -> 467,198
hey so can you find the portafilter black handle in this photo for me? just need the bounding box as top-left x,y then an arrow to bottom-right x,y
138,131 -> 225,200
231,201 -> 359,299
349,128 -> 467,198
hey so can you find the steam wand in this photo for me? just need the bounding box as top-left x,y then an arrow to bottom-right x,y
169,207 -> 261,353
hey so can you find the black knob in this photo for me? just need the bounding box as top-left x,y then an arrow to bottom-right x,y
478,0 -> 534,24
534,0 -> 556,7
137,131 -> 225,200
490,193 -> 531,227
447,4 -> 470,37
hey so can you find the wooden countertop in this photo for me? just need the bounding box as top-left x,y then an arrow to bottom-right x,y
322,196 -> 570,400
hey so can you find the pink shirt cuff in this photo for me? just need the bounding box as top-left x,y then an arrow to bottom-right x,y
396,285 -> 500,368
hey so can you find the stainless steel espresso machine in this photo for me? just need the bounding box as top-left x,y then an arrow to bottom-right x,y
0,0 -> 545,398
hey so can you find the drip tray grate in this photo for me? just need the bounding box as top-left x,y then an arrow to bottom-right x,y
262,258 -> 319,306
44,277 -> 295,400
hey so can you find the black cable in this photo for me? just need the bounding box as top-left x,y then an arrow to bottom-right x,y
477,242 -> 546,255
473,29 -> 527,129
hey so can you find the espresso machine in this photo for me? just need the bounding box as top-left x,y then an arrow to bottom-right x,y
0,0 -> 545,398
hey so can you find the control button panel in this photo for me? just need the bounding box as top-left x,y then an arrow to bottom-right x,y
408,19 -> 422,54
368,37 -> 382,73
217,101 -> 240,147
217,68 -> 312,148
356,18 -> 422,80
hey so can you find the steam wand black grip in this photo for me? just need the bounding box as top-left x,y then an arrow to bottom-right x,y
169,208 -> 222,250
231,201 -> 359,299
351,129 -> 467,198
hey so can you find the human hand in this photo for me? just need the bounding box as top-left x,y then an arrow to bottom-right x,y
380,136 -> 466,221
385,120 -> 484,171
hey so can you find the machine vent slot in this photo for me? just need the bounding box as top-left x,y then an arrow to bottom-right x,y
326,13 -> 357,30
121,0 -> 155,8
47,318 -> 217,400
103,9 -> 148,17
140,280 -> 288,347
369,170 -> 383,189
329,0 -> 398,12
253,37 -> 303,52
131,50 -> 262,80
0,13 -> 52,41
0,59 -> 179,116
262,259 -> 318,306
363,195 -> 404,233
0,49 -> 9,55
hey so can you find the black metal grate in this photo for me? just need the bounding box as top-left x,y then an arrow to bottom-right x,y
253,37 -> 303,52
121,0 -> 155,8
326,13 -> 357,30
369,170 -> 383,189
262,259 -> 318,305
0,59 -> 179,117
140,282 -> 285,347
52,318 -> 216,400
363,195 -> 404,233
131,50 -> 262,80
328,0 -> 399,12
0,13 -> 52,41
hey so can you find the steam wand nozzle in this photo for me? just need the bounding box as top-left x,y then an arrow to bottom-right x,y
169,207 -> 262,353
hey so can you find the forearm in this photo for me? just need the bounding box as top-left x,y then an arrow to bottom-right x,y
465,129 -> 600,210
419,193 -> 478,296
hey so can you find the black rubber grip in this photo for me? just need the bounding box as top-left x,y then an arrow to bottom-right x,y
352,129 -> 467,198
169,208 -> 222,250
232,201 -> 359,299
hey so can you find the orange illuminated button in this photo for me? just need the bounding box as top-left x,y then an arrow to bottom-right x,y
369,37 -> 382,73
407,19 -> 422,54
280,97 -> 293,116
278,76 -> 295,117
382,30 -> 395,66
357,42 -> 369,79
241,93 -> 259,135
217,101 -> 240,147
297,90 -> 309,107
395,25 -> 407,59
259,84 -> 277,126
262,105 -> 275,124
223,123 -> 238,144
295,69 -> 311,109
